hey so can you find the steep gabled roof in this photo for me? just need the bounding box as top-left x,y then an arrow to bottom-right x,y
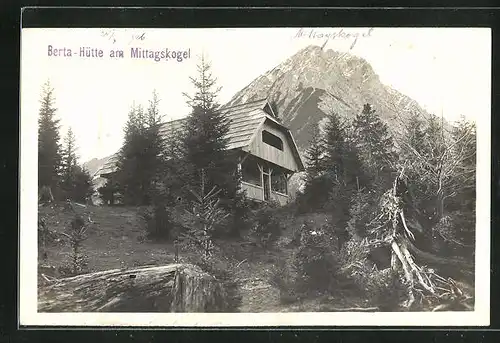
158,98 -> 273,150
95,98 -> 304,177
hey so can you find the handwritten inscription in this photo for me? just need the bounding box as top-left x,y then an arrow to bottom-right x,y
295,28 -> 374,49
100,29 -> 146,45
47,45 -> 191,62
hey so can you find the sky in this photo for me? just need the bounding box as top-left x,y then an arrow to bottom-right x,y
21,27 -> 491,163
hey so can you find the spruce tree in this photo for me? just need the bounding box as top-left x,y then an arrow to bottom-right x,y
322,111 -> 346,183
60,127 -> 78,198
116,103 -> 145,205
143,90 -> 164,203
322,111 -> 363,189
323,111 -> 364,247
304,127 -> 325,181
60,127 -> 93,202
71,166 -> 93,203
181,55 -> 236,200
403,111 -> 427,155
298,127 -> 330,212
352,104 -> 395,191
116,92 -> 167,206
38,81 -> 62,197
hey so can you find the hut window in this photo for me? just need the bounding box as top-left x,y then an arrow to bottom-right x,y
271,172 -> 287,194
241,159 -> 262,186
262,130 -> 283,151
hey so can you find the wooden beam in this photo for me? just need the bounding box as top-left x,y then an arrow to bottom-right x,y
257,163 -> 264,200
240,151 -> 251,165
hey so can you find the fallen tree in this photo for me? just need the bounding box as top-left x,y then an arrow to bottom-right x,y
373,169 -> 475,310
38,264 -> 229,312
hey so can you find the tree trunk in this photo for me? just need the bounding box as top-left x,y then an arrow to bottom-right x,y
38,264 -> 228,312
401,233 -> 474,271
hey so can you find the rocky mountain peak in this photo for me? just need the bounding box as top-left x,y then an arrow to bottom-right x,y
225,45 -> 427,151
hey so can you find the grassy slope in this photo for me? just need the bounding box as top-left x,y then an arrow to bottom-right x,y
38,203 -> 369,312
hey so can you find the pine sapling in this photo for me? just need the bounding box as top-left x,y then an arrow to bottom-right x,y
180,171 -> 229,260
60,213 -> 89,275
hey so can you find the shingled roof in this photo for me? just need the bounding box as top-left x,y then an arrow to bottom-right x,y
96,99 -> 304,177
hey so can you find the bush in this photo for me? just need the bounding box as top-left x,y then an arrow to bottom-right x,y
291,223 -> 345,296
216,192 -> 255,238
268,259 -> 298,304
368,269 -> 408,311
337,237 -> 407,310
296,175 -> 333,213
38,215 -> 61,260
140,204 -> 179,241
97,179 -> 121,205
193,257 -> 242,312
248,201 -> 284,248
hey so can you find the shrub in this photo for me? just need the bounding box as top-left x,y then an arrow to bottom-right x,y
193,256 -> 242,312
140,204 -> 179,241
368,269 -> 409,311
97,179 -> 120,205
291,223 -> 344,296
268,259 -> 298,304
296,175 -> 333,213
216,192 -> 255,238
38,215 -> 61,260
59,214 -> 89,276
248,201 -> 284,248
337,237 -> 407,310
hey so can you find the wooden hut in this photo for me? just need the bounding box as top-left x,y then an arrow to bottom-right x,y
95,98 -> 304,205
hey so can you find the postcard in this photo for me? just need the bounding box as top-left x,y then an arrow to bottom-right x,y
20,25 -> 491,326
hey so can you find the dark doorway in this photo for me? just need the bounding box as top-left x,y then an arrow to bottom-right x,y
263,174 -> 270,201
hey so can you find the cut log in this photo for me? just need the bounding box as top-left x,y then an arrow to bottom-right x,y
38,264 -> 228,312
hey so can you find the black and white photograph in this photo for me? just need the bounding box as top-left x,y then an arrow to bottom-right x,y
20,26 -> 490,326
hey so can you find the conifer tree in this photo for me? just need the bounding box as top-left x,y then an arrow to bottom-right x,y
352,104 -> 395,190
322,111 -> 364,190
322,111 -> 346,183
71,166 -> 93,203
60,127 -> 78,198
60,127 -> 93,202
143,90 -> 165,203
298,127 -> 328,212
116,103 -> 145,205
402,111 -> 427,155
115,92 -> 167,206
304,127 -> 325,181
38,81 -> 62,197
322,112 -> 364,245
180,55 -> 237,200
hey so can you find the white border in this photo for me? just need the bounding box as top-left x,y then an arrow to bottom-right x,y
19,27 -> 491,327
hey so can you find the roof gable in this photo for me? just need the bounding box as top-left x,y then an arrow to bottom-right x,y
244,117 -> 305,172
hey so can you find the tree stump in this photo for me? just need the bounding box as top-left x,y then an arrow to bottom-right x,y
38,264 -> 228,312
